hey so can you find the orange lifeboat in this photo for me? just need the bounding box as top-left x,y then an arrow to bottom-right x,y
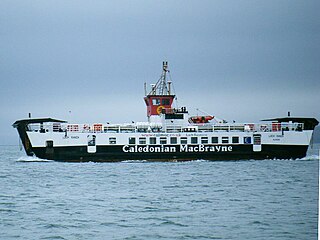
189,116 -> 214,124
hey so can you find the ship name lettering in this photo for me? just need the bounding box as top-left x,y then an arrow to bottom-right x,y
122,144 -> 233,153
180,145 -> 232,153
122,145 -> 176,153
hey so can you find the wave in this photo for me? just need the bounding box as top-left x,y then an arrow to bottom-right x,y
16,156 -> 53,162
120,159 -> 210,163
121,160 -> 148,163
189,159 -> 209,162
15,155 -> 319,163
299,154 -> 319,161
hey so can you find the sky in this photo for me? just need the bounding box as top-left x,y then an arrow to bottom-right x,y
1,0 -> 320,145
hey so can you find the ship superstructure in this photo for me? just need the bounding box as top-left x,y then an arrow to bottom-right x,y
13,62 -> 319,162
144,61 -> 177,124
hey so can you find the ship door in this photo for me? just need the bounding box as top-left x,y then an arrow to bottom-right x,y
87,135 -> 96,153
253,134 -> 262,152
45,140 -> 54,157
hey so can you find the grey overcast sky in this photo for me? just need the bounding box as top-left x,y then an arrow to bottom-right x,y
1,0 -> 319,145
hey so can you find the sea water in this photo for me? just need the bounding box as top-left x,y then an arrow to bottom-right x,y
0,145 -> 318,240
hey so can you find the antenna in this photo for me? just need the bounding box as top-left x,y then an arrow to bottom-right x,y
168,81 -> 172,95
144,82 -> 147,96
151,84 -> 156,94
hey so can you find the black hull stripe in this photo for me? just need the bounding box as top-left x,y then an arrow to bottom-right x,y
31,144 -> 309,162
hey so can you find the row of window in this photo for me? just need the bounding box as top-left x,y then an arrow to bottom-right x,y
106,136 -> 252,145
152,98 -> 171,106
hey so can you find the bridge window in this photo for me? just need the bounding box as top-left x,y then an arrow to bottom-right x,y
162,98 -> 170,105
152,98 -> 160,105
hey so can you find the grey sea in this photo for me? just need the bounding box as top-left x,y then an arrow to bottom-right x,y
0,145 -> 319,240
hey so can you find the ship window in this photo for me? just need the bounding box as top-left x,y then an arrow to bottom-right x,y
191,137 -> 198,144
88,135 -> 96,146
152,98 -> 160,105
232,136 -> 239,144
201,137 -> 208,144
170,137 -> 177,144
162,98 -> 170,105
46,140 -> 53,148
165,114 -> 183,119
222,137 -> 229,144
129,137 -> 136,144
180,137 -> 187,144
150,137 -> 156,144
212,137 -> 218,144
109,137 -> 116,144
244,137 -> 251,144
160,137 -> 167,144
253,135 -> 261,145
139,137 -> 146,144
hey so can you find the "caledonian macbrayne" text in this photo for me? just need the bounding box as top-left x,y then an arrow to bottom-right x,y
122,144 -> 233,153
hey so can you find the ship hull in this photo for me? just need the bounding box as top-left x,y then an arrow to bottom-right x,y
30,144 -> 309,162
13,117 -> 317,162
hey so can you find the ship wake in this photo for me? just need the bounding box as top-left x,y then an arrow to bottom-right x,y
17,156 -> 53,162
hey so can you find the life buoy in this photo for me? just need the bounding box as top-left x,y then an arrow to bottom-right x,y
156,106 -> 164,115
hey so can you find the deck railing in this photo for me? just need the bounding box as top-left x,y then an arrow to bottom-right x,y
27,122 -> 304,134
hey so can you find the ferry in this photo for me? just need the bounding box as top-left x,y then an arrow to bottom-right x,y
13,62 -> 318,162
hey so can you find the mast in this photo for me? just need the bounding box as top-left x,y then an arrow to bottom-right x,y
158,61 -> 169,95
149,61 -> 170,96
